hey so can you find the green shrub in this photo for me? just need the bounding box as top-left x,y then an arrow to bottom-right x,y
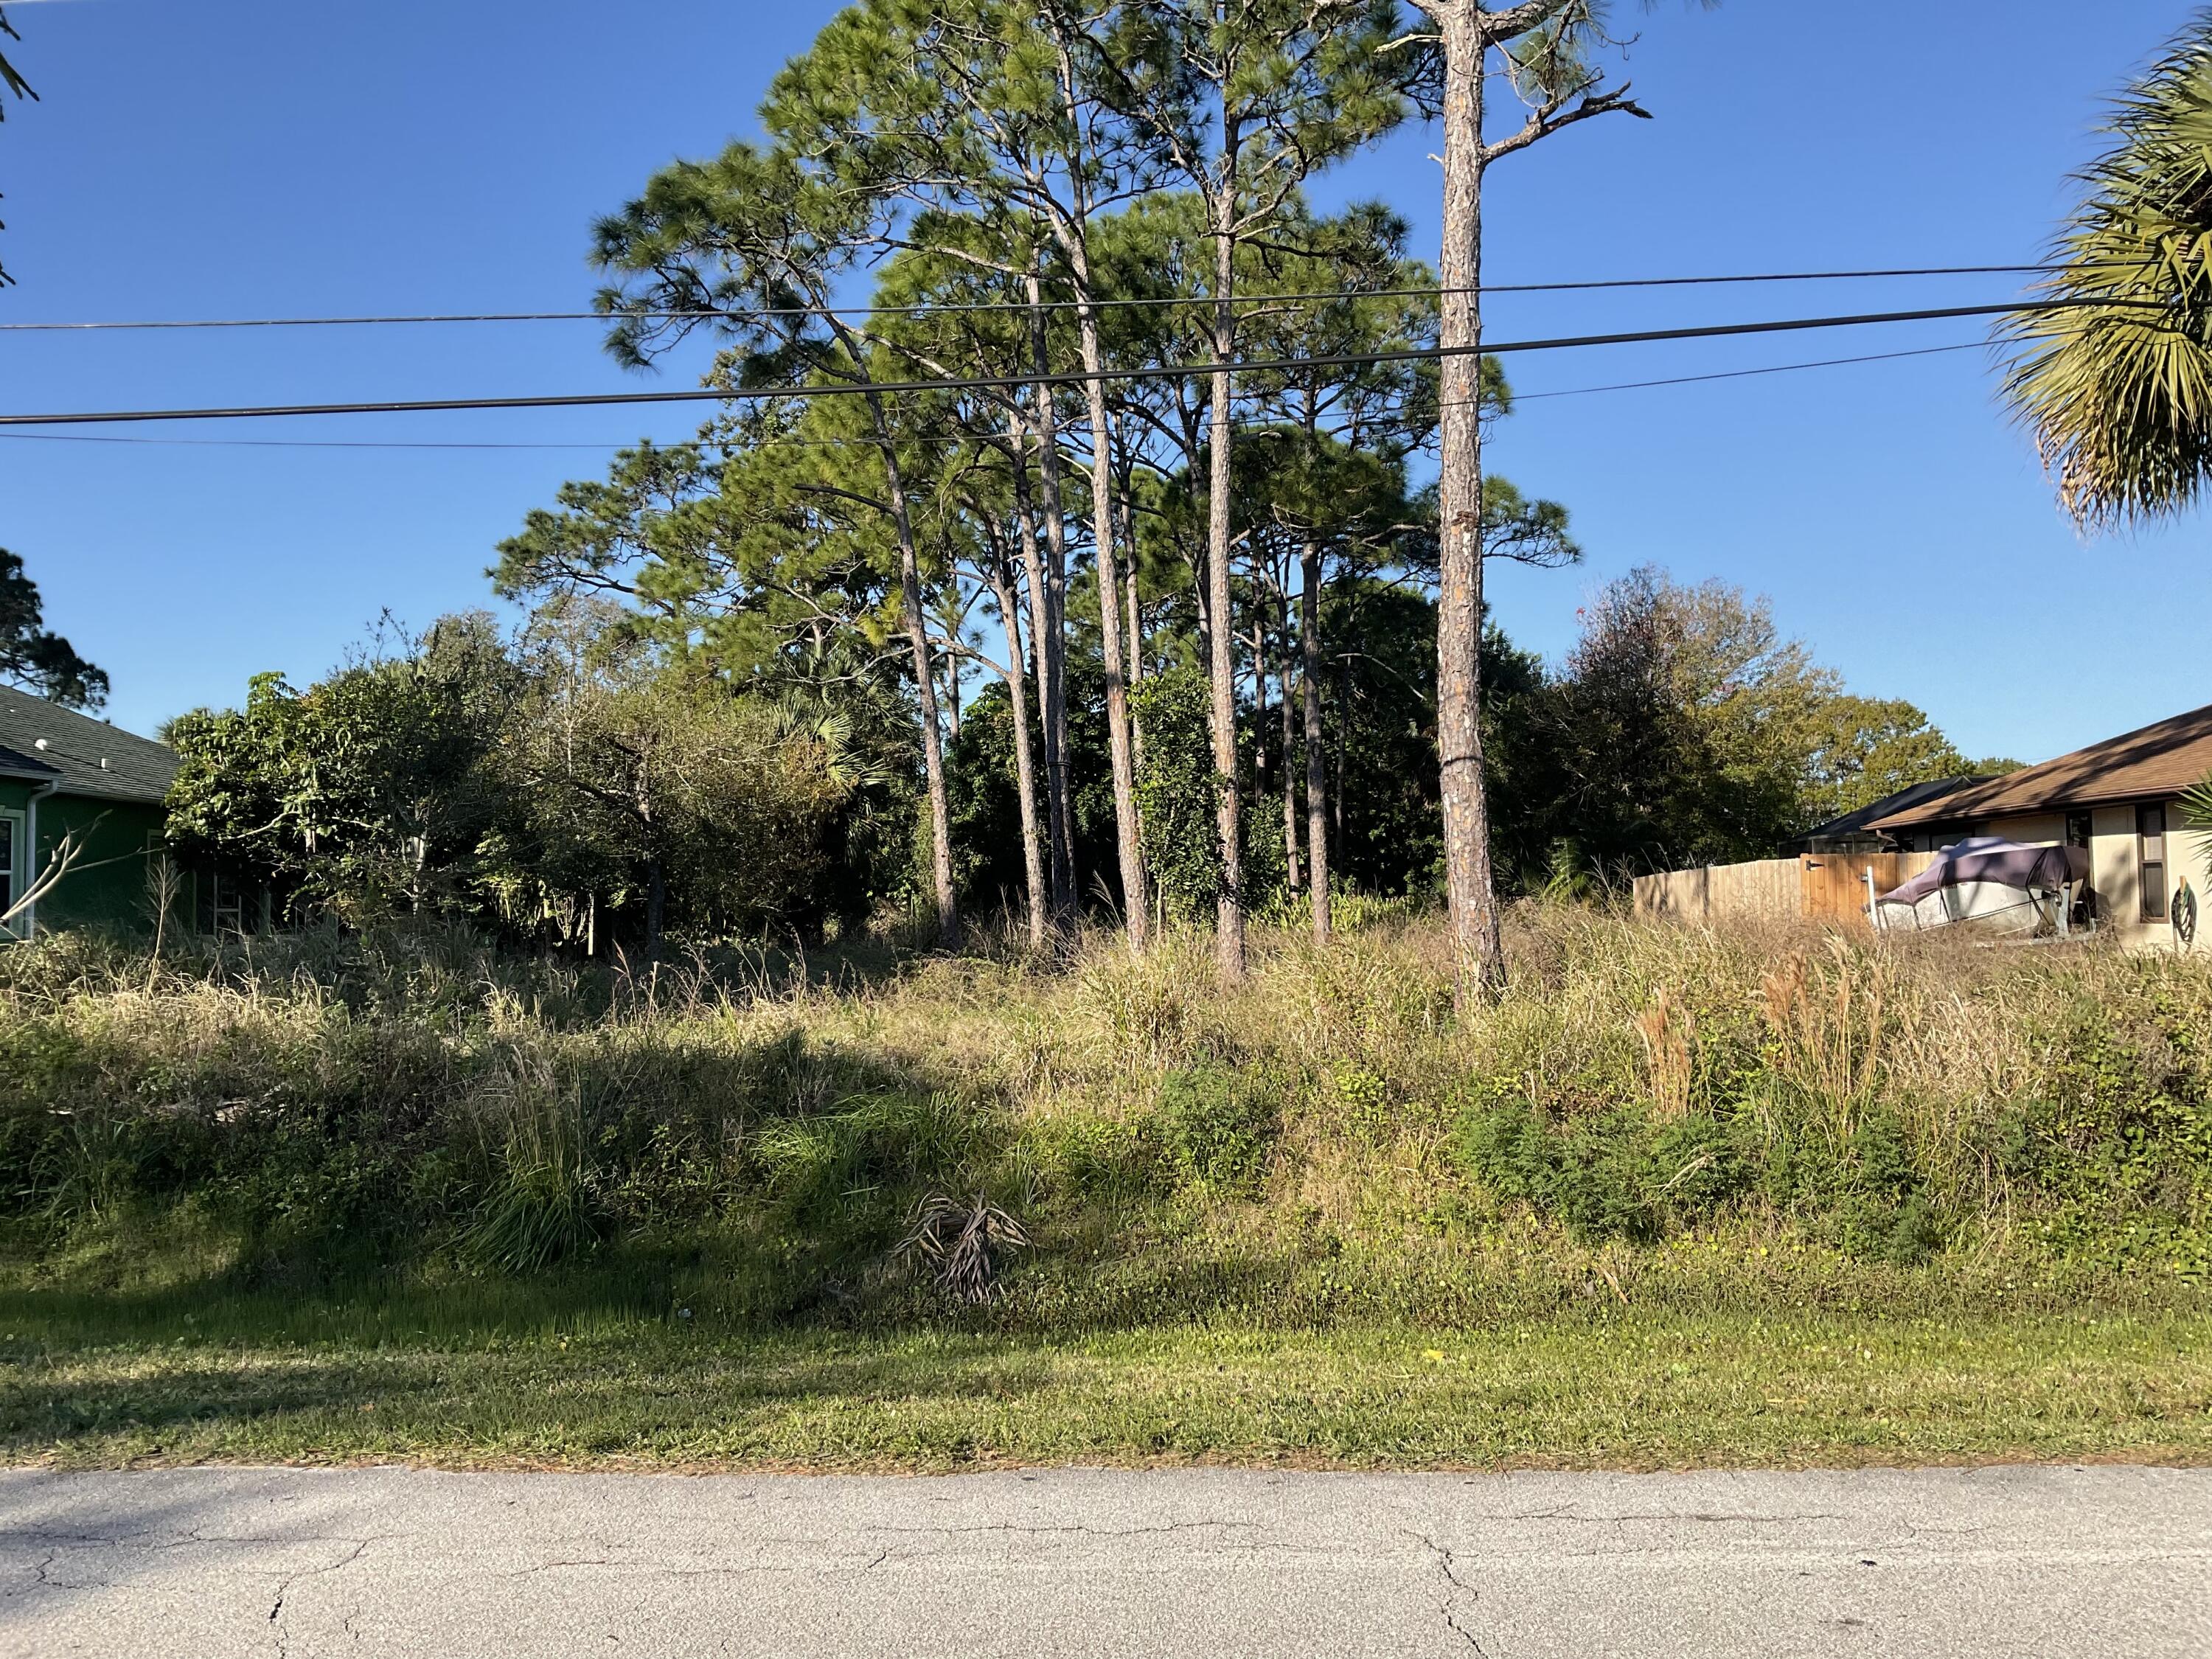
1024,1113 -> 1154,1205
1455,1104 -> 1760,1242
1156,1067 -> 1277,1193
1834,1192 -> 1945,1265
1332,1068 -> 1394,1141
1648,1114 -> 1753,1221
1548,1111 -> 1662,1243
1801,1107 -> 1945,1263
1452,1102 -> 1656,1242
1453,1101 -> 1555,1206
1851,1108 -> 1919,1200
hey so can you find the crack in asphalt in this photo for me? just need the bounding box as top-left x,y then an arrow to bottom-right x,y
1444,1604 -> 1488,1655
1504,1511 -> 1848,1526
484,1523 -> 1244,1584
865,1520 -> 1256,1539
4,1526 -> 405,1551
1408,1532 -> 1488,1656
504,1558 -> 616,1577
21,1543 -> 119,1594
499,1557 -> 841,1582
266,1536 -> 390,1655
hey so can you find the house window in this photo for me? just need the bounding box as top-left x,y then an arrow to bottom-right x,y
2065,811 -> 2097,924
2138,804 -> 2168,922
0,812 -> 18,937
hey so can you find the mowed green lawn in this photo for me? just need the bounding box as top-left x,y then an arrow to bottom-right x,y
3,1274 -> 2207,1470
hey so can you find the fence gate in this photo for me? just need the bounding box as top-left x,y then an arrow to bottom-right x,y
1637,852 -> 1938,929
1800,852 -> 1927,925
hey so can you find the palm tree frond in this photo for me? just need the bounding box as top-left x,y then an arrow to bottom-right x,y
2000,9 -> 2212,526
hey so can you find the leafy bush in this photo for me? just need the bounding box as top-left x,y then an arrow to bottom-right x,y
1647,1114 -> 1753,1220
1332,1068 -> 1394,1141
1822,1107 -> 1942,1263
1453,1101 -> 1555,1206
1156,1067 -> 1277,1193
1024,1113 -> 1154,1205
1455,1104 -> 1756,1242
1548,1113 -> 1663,1243
1131,670 -> 1222,922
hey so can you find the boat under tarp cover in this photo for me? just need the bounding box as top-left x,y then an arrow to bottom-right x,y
1874,837 -> 2090,933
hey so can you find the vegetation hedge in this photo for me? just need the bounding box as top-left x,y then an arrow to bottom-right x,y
3,906 -> 2209,1323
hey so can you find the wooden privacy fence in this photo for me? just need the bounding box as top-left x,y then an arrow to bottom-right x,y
1634,852 -> 1939,930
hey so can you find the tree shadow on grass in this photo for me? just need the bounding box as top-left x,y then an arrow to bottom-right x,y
0,1242 -> 1318,1357
0,1305 -> 1116,1468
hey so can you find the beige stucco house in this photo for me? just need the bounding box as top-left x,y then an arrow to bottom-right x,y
1869,702 -> 2212,952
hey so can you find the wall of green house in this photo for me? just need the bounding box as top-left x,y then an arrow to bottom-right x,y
20,791 -> 167,935
0,777 -> 32,939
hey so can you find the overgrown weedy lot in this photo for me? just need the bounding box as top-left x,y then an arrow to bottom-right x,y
2,905 -> 2208,1469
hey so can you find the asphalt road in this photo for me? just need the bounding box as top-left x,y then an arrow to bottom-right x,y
1,1463 -> 2206,1657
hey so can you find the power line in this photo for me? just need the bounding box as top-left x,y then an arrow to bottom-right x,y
0,336 -> 1994,451
0,298 -> 2101,430
1512,341 -> 1987,402
0,265 -> 2061,334
0,433 -> 652,451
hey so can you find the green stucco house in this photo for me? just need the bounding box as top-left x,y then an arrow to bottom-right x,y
0,684 -> 177,939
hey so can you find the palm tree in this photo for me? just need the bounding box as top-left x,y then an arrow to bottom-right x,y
0,6 -> 36,288
2001,12 -> 2212,526
0,10 -> 28,104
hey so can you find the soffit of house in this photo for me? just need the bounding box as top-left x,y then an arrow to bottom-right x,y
1870,700 -> 2212,831
0,685 -> 176,805
0,741 -> 63,782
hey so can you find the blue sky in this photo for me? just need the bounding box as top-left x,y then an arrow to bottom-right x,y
0,0 -> 2199,764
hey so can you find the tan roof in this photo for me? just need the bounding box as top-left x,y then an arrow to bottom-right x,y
1871,701 -> 2212,831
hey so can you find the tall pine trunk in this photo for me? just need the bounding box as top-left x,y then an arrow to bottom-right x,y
1277,580 -> 1300,891
1038,37 -> 1148,949
1301,540 -> 1331,944
898,539 -> 958,948
988,555 -> 1048,947
1024,285 -> 1088,928
1006,418 -> 1074,921
1068,299 -> 1150,949
1433,6 -> 1503,1002
867,389 -> 958,948
1206,124 -> 1246,981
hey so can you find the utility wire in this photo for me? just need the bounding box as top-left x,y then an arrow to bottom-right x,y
0,338 -> 1992,451
0,433 -> 654,451
0,298 -> 2101,430
0,265 -> 2061,333
1512,340 -> 1987,402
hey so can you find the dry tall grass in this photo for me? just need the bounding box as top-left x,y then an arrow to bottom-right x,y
3,903 -> 2209,1290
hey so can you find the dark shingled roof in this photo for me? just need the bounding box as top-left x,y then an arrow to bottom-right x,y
1790,776 -> 1981,846
0,742 -> 61,781
1871,701 -> 2212,832
0,685 -> 176,806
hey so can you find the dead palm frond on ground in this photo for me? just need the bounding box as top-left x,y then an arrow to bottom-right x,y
894,1193 -> 1031,1305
